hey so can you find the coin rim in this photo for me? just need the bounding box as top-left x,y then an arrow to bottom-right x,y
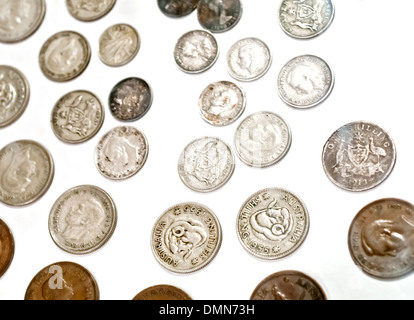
132,284 -> 192,300
65,0 -> 117,22
0,218 -> 15,279
197,0 -> 243,33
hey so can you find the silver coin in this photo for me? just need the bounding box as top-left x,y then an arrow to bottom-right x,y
0,140 -> 54,207
66,0 -> 117,22
158,0 -> 199,18
51,90 -> 104,144
277,54 -> 334,109
151,202 -> 222,274
234,111 -> 292,168
0,0 -> 46,43
178,137 -> 235,192
226,37 -> 272,82
49,185 -> 117,255
0,65 -> 30,128
199,81 -> 246,127
322,121 -> 396,192
98,23 -> 140,67
236,187 -> 310,260
279,0 -> 335,39
95,126 -> 149,180
39,31 -> 91,82
197,0 -> 243,33
174,30 -> 219,74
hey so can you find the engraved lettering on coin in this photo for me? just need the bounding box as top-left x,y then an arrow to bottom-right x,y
174,30 -> 219,74
99,24 -> 140,67
279,0 -> 335,39
151,202 -> 222,274
236,188 -> 309,260
0,0 -> 46,43
0,218 -> 14,278
95,126 -> 149,180
178,137 -> 235,192
278,54 -> 334,108
199,81 -> 246,126
51,90 -> 104,144
39,31 -> 91,82
197,0 -> 243,33
322,121 -> 396,192
234,111 -> 292,168
227,38 -> 272,82
66,0 -> 116,22
158,0 -> 199,18
0,65 -> 30,128
133,284 -> 192,300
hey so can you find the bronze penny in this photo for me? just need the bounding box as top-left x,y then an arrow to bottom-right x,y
133,285 -> 192,300
0,218 -> 14,278
250,270 -> 327,300
348,198 -> 414,279
24,261 -> 99,300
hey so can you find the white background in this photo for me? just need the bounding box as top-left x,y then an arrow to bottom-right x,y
1,0 -> 414,300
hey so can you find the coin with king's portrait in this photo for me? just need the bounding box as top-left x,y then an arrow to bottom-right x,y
158,0 -> 199,18
66,0 -> 116,22
197,0 -> 242,33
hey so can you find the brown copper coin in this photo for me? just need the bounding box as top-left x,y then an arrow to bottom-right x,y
133,285 -> 192,300
24,261 -> 99,300
250,270 -> 326,300
348,198 -> 414,279
0,218 -> 14,278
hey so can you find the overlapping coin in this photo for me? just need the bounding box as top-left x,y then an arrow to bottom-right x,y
66,0 -> 117,22
158,0 -> 199,18
133,284 -> 192,300
197,0 -> 243,33
0,218 -> 14,278
236,188 -> 310,260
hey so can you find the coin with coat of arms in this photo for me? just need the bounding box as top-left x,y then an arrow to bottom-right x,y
66,0 -> 116,22
322,121 -> 396,192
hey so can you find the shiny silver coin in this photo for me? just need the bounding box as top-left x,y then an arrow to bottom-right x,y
0,0 -> 46,43
158,0 -> 199,18
178,136 -> 235,192
95,126 -> 149,180
197,0 -> 242,33
237,187 -> 310,260
227,37 -> 272,82
0,140 -> 54,207
109,77 -> 152,122
66,0 -> 117,22
99,23 -> 140,67
234,111 -> 292,168
0,65 -> 30,128
322,121 -> 396,192
49,185 -> 117,255
199,81 -> 246,127
39,31 -> 91,82
174,30 -> 219,74
151,202 -> 222,274
279,0 -> 335,39
277,54 -> 334,109
51,90 -> 104,144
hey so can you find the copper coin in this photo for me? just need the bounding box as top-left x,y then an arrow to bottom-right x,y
133,285 -> 192,300
24,261 -> 99,300
348,198 -> 414,279
0,218 -> 14,278
250,270 -> 327,300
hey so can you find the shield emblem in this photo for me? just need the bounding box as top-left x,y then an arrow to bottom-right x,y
348,144 -> 369,167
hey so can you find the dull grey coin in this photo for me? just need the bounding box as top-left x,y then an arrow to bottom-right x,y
197,0 -> 242,33
158,0 -> 199,18
66,0 -> 117,22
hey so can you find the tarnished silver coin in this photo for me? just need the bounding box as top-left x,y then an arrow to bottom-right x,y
237,188 -> 310,260
197,0 -> 242,33
158,0 -> 199,18
98,23 -> 140,67
39,31 -> 91,82
199,81 -> 246,126
109,77 -> 152,122
0,0 -> 46,43
95,126 -> 149,180
322,121 -> 396,192
178,137 -> 235,193
0,65 -> 30,128
49,185 -> 117,255
51,90 -> 104,144
348,198 -> 414,279
279,0 -> 335,39
227,37 -> 272,82
234,111 -> 292,168
0,140 -> 54,207
66,0 -> 116,22
277,54 -> 334,109
174,30 -> 219,74
151,202 -> 222,274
